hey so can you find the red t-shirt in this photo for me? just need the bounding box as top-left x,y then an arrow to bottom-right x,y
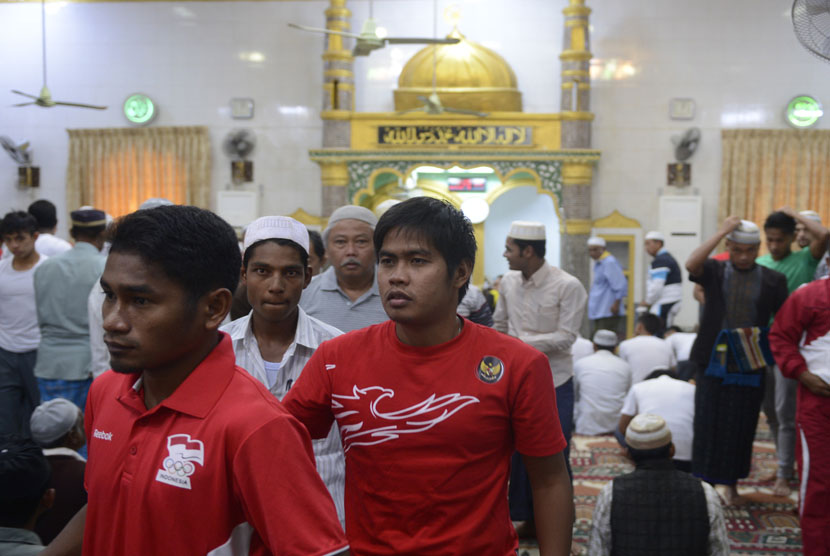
283,320 -> 566,556
83,334 -> 348,556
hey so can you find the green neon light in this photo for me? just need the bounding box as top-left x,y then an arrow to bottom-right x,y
786,95 -> 822,128
124,94 -> 155,125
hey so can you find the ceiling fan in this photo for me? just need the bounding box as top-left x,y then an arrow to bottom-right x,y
288,0 -> 459,57
11,0 -> 106,110
397,0 -> 488,118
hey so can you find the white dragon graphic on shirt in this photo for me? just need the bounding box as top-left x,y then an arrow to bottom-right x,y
332,385 -> 480,452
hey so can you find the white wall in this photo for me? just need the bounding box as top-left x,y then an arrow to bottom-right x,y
590,0 -> 830,241
0,1 -> 328,235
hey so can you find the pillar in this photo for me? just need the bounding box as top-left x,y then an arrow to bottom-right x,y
559,0 -> 593,289
320,0 -> 353,215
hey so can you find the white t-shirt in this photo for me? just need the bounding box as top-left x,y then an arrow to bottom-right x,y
620,375 -> 696,461
666,332 -> 697,362
574,350 -> 632,435
571,336 -> 595,363
0,255 -> 48,352
618,335 -> 677,384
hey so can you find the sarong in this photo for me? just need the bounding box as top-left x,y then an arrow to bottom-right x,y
692,327 -> 772,484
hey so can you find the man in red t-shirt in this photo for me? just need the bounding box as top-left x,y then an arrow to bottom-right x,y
41,206 -> 347,556
283,197 -> 573,556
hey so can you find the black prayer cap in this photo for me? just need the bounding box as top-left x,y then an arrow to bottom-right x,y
70,208 -> 107,228
0,434 -> 51,500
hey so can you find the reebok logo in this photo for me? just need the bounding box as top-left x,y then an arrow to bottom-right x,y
93,429 -> 113,441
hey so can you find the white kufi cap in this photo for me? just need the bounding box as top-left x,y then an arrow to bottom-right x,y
244,216 -> 309,256
509,221 -> 546,241
322,205 -> 378,244
726,220 -> 761,244
587,236 -> 606,247
625,414 -> 673,450
800,210 -> 822,223
592,329 -> 618,347
30,398 -> 80,446
645,231 -> 665,242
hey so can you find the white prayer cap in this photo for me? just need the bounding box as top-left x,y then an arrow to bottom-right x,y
645,231 -> 665,242
800,210 -> 822,223
323,205 -> 378,244
726,220 -> 761,244
30,398 -> 81,446
592,329 -> 618,347
626,414 -> 673,451
587,236 -> 606,247
139,198 -> 174,211
243,216 -> 309,256
508,221 -> 546,241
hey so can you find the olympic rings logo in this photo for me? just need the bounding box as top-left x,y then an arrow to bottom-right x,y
164,457 -> 195,477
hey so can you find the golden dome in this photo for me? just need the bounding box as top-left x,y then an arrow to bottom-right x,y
394,28 -> 522,113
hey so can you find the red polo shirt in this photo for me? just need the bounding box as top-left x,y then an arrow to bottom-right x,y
83,333 -> 348,556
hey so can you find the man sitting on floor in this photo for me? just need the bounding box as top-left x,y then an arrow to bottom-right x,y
588,414 -> 729,556
618,313 -> 676,384
617,368 -> 696,472
574,330 -> 631,436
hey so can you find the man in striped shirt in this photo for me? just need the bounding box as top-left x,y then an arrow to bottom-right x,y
221,216 -> 346,524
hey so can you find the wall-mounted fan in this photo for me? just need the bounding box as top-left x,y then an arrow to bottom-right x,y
792,0 -> 830,63
672,128 -> 701,162
1,136 -> 32,166
288,0 -> 459,57
11,0 -> 106,110
1,136 -> 39,187
223,130 -> 256,184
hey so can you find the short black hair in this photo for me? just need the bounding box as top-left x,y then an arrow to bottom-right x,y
594,344 -> 616,352
0,434 -> 51,528
243,239 -> 308,269
666,325 -> 682,333
1,211 -> 38,237
28,199 -> 58,230
627,443 -> 672,463
512,238 -> 546,259
109,205 -> 241,302
308,229 -> 325,259
374,196 -> 476,303
644,368 -> 676,381
638,313 -> 664,336
764,211 -> 796,235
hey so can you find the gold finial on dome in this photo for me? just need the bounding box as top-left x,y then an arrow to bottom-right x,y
394,27 -> 522,113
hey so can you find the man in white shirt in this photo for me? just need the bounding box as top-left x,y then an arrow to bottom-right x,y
28,200 -> 72,257
574,330 -> 631,435
618,313 -> 676,384
221,216 -> 346,525
0,211 -> 48,437
617,368 -> 696,472
494,220 -> 587,537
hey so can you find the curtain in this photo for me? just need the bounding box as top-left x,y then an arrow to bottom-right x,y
720,129 -> 830,225
66,126 -> 211,217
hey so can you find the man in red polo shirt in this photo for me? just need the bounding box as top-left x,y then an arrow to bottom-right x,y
283,197 -> 573,556
42,206 -> 347,556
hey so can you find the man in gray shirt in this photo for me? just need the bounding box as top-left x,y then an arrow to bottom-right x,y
299,205 -> 387,332
33,209 -> 106,411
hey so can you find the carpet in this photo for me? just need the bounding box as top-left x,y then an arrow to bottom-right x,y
518,416 -> 803,555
